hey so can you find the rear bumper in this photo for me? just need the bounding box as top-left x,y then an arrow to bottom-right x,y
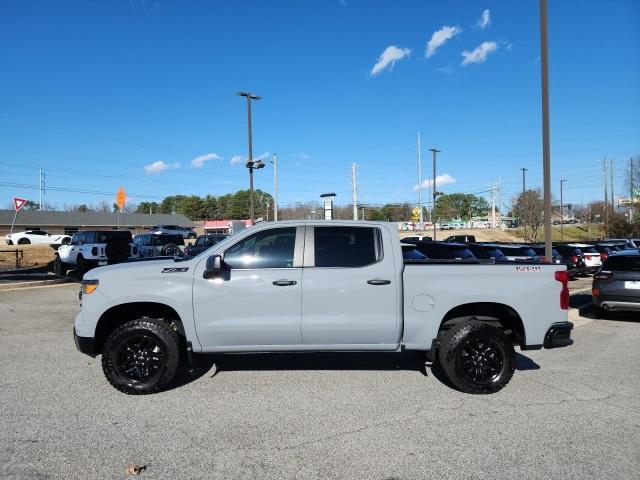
599,300 -> 640,312
543,322 -> 574,348
73,327 -> 97,357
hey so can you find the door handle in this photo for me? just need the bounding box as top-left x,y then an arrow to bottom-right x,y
367,279 -> 391,285
273,280 -> 297,286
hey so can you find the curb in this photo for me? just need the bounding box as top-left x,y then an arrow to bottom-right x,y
0,278 -> 77,292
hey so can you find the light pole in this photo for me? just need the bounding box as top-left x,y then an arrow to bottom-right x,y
560,179 -> 567,240
520,167 -> 528,194
270,154 -> 278,222
429,148 -> 441,240
237,91 -> 264,225
539,0 -> 553,261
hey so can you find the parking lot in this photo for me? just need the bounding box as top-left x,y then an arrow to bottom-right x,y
1,284 -> 638,479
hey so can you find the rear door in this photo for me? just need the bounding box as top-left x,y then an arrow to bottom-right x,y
300,225 -> 399,347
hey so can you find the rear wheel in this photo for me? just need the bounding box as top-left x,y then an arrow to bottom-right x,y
76,255 -> 87,277
438,319 -> 515,394
17,238 -> 30,245
161,243 -> 180,256
53,256 -> 66,276
101,318 -> 181,395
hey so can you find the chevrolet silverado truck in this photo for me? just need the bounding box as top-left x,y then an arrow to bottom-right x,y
73,221 -> 573,395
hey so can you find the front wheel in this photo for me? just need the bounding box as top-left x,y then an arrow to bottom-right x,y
53,256 -> 66,276
438,320 -> 515,394
101,318 -> 181,395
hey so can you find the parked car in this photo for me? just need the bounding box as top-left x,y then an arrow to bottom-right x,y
74,221 -> 573,395
481,244 -> 539,262
409,241 -> 456,259
592,250 -> 640,317
553,245 -> 587,276
467,244 -> 509,263
444,234 -> 476,243
149,225 -> 197,239
55,230 -> 133,276
590,244 -> 618,262
185,234 -> 229,256
402,234 -> 433,243
133,234 -> 185,258
568,244 -> 601,273
438,242 -> 480,260
604,238 -> 637,249
5,230 -> 71,246
401,244 -> 429,260
530,245 -> 580,278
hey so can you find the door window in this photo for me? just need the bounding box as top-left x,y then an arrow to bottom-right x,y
224,228 -> 296,269
314,227 -> 380,267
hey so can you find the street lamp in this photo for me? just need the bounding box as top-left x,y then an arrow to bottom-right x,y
560,179 -> 567,240
237,91 -> 263,225
429,148 -> 441,240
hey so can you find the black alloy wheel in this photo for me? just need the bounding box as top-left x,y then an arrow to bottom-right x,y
457,336 -> 504,385
114,334 -> 165,382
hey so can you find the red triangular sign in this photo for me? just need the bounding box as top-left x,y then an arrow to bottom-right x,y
13,197 -> 27,212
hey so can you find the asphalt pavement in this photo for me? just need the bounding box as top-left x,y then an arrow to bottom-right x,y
1,284 -> 638,480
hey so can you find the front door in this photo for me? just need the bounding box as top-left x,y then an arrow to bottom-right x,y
193,226 -> 304,349
300,226 -> 400,346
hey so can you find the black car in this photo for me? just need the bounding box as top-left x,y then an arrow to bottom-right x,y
185,234 -> 229,256
592,251 -> 640,317
467,244 -> 509,262
408,241 -> 482,260
133,234 -> 185,258
553,245 -> 587,276
531,245 -> 579,278
444,234 -> 476,243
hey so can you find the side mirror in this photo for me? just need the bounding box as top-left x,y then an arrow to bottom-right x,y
204,254 -> 224,279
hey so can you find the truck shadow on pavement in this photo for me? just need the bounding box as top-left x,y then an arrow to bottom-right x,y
171,350 -> 541,392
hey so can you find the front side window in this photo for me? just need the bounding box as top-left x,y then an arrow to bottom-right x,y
314,227 -> 380,268
224,228 -> 296,269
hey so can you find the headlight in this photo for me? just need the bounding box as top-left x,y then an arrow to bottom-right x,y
81,279 -> 99,295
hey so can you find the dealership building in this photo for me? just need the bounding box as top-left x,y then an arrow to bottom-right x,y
0,210 -> 196,237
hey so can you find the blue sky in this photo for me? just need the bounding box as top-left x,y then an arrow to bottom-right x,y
1,0 -> 639,212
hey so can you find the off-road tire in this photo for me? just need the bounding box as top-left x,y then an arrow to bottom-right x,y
76,255 -> 87,277
53,256 -> 66,276
17,238 -> 31,245
161,243 -> 179,256
101,318 -> 181,395
438,319 -> 515,394
105,239 -> 130,263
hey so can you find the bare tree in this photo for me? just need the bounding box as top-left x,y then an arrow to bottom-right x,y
512,190 -> 544,242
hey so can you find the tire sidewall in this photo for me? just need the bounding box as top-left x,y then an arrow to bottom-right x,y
440,321 -> 515,394
101,319 -> 180,394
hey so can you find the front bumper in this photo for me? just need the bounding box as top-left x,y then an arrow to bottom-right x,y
543,322 -> 574,348
73,327 -> 97,357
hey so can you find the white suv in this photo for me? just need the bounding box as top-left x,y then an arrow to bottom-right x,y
149,225 -> 196,239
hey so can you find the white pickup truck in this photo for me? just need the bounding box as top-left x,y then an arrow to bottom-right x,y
73,221 -> 573,395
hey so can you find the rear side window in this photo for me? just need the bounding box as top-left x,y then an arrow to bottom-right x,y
604,256 -> 640,271
314,227 -> 380,267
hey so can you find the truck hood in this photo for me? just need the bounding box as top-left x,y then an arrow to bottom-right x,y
84,256 -> 195,280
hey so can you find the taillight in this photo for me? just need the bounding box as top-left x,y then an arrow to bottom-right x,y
601,253 -> 608,261
572,255 -> 578,264
555,270 -> 570,310
594,271 -> 613,281
539,256 -> 547,263
592,288 -> 600,297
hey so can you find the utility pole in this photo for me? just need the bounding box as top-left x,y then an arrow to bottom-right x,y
603,157 -> 608,230
417,132 -> 423,229
520,167 -> 528,194
236,91 -> 264,225
490,183 -> 497,228
429,148 -> 441,240
631,157 -> 635,221
270,154 -> 278,222
351,162 -> 358,220
39,168 -> 43,210
560,179 -> 567,240
539,0 -> 553,261
610,158 -> 615,211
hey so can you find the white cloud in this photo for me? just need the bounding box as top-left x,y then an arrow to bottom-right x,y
413,173 -> 457,191
191,152 -> 221,168
461,41 -> 498,65
370,46 -> 412,76
144,161 -> 180,175
426,26 -> 462,58
436,65 -> 454,75
292,152 -> 311,161
254,152 -> 270,161
230,154 -> 244,165
477,9 -> 491,29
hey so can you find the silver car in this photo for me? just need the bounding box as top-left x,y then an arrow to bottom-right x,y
149,225 -> 196,239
